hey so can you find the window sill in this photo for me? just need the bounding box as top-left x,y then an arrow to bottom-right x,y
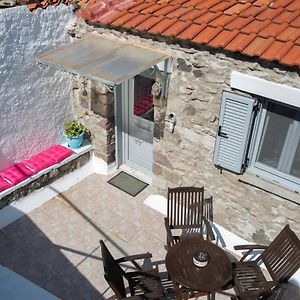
238,173 -> 300,205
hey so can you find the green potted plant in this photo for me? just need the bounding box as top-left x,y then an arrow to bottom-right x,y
64,119 -> 87,149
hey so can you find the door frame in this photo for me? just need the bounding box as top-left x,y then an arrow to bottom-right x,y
114,79 -> 154,176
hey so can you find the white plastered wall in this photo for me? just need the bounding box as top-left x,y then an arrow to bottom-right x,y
0,5 -> 75,171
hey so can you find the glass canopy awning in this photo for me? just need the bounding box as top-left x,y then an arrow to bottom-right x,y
36,33 -> 170,86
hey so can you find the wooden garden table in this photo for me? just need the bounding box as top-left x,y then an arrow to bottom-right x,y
165,237 -> 233,300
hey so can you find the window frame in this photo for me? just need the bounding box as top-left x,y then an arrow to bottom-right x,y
247,99 -> 300,193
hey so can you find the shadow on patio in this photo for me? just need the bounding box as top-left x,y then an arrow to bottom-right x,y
0,173 -> 168,299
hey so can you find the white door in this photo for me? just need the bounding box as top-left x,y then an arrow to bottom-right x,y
123,69 -> 155,175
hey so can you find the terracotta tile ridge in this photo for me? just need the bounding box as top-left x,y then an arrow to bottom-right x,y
162,20 -> 193,37
295,36 -> 300,45
169,0 -> 191,6
286,0 -> 300,12
123,13 -> 151,28
27,2 -> 39,11
272,10 -> 300,25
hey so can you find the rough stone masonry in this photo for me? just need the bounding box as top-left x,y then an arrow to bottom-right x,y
72,19 -> 300,246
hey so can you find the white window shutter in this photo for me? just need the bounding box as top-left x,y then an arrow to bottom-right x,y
213,91 -> 255,174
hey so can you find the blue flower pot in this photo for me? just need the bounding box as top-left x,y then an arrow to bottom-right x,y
64,132 -> 84,149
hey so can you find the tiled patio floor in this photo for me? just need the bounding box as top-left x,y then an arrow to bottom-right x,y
0,172 -> 238,299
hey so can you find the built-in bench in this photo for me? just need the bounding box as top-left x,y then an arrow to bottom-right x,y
0,142 -> 92,208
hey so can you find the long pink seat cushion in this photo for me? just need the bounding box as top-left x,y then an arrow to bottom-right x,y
0,163 -> 34,185
41,145 -> 74,164
0,176 -> 13,191
23,153 -> 57,173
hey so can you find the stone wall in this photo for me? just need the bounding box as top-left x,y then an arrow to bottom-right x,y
0,152 -> 90,208
72,78 -> 115,163
72,20 -> 300,245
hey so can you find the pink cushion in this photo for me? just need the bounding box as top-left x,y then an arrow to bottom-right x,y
0,165 -> 31,185
41,145 -> 74,163
23,153 -> 56,172
0,176 -> 13,191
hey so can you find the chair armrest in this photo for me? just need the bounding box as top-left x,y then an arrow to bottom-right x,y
203,216 -> 215,241
234,244 -> 267,262
256,281 -> 276,290
234,244 -> 267,251
116,253 -> 152,270
164,217 -> 175,248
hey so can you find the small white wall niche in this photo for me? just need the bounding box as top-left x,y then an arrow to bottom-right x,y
0,5 -> 75,170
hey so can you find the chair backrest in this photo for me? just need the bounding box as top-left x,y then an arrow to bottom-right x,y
100,240 -> 127,299
261,224 -> 300,283
167,186 -> 205,230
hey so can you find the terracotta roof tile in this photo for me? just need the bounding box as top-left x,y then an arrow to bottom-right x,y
291,15 -> 300,27
258,22 -> 289,38
180,8 -> 206,21
166,6 -> 193,18
195,0 -> 222,10
115,1 -> 142,12
273,10 -> 300,24
193,26 -> 223,44
224,16 -> 253,30
255,7 -> 284,20
209,29 -> 240,48
111,11 -> 139,26
177,23 -> 207,39
148,17 -> 177,34
194,11 -> 222,24
169,0 -> 190,5
270,0 -> 294,9
261,40 -> 294,60
209,14 -> 238,27
276,27 -> 300,41
225,32 -> 257,52
281,45 -> 300,65
242,36 -> 274,56
152,4 -> 180,16
136,15 -> 164,31
252,0 -> 273,6
209,0 -> 237,13
27,2 -> 38,10
182,0 -> 207,8
239,5 -> 267,17
224,3 -> 252,15
163,20 -> 192,36
140,3 -> 168,14
241,19 -> 271,34
123,13 -> 151,27
80,0 -> 300,67
286,0 -> 300,11
96,10 -> 127,23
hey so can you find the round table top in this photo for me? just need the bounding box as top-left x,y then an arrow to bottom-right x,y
165,237 -> 232,292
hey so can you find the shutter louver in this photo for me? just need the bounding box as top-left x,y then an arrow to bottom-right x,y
213,91 -> 255,174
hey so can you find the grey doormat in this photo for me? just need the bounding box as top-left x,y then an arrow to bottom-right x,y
108,171 -> 148,197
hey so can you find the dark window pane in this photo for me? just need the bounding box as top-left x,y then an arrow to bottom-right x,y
257,103 -> 294,169
290,140 -> 300,178
134,74 -> 155,122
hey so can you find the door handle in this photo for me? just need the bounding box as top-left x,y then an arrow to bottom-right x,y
218,126 -> 228,138
135,122 -> 151,132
